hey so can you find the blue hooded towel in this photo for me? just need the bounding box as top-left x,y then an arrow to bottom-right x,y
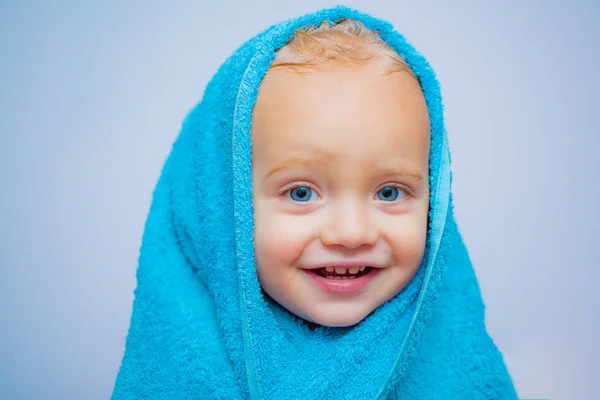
112,5 -> 517,399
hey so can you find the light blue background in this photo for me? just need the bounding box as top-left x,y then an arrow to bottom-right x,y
1,1 -> 598,399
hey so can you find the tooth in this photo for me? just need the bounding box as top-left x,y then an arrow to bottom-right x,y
334,276 -> 342,280
359,266 -> 366,272
326,276 -> 334,279
349,276 -> 356,279
349,267 -> 359,274
335,266 -> 348,274
341,276 -> 348,280
325,266 -> 335,273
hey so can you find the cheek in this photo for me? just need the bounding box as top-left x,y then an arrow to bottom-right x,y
253,208 -> 317,269
386,214 -> 429,266
253,211 -> 317,302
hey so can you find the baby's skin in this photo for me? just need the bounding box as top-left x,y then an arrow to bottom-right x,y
251,62 -> 431,327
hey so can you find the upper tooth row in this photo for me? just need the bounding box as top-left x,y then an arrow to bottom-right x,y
325,266 -> 367,274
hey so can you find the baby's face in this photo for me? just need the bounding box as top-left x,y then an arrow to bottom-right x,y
251,63 -> 430,327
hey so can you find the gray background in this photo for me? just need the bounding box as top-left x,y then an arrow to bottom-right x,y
1,0 -> 598,399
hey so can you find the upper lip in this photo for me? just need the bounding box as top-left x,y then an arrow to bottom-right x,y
303,260 -> 385,270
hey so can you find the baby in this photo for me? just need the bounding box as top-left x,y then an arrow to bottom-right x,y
252,19 -> 431,327
113,9 -> 516,399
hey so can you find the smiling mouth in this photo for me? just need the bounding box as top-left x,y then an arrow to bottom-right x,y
303,266 -> 380,294
309,266 -> 375,279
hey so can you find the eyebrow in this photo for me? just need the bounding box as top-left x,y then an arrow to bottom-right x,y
264,154 -> 330,180
264,154 -> 424,182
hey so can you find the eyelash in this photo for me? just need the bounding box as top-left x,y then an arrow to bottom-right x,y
280,182 -> 320,198
280,182 -> 413,200
377,183 -> 413,198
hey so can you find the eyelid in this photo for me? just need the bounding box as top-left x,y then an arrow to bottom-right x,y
278,182 -> 413,199
374,183 -> 413,199
280,181 -> 322,198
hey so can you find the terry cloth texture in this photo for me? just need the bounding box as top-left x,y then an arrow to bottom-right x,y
112,5 -> 517,400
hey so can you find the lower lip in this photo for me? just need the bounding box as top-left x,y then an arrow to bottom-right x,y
303,268 -> 381,294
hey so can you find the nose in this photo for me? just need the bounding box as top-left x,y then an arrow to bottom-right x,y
320,200 -> 378,250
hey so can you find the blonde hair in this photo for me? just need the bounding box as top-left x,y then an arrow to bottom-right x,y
269,18 -> 416,78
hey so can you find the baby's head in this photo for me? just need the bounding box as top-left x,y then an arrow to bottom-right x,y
251,19 -> 431,327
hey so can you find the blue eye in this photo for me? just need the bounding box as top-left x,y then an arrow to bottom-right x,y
376,186 -> 404,201
289,186 -> 317,202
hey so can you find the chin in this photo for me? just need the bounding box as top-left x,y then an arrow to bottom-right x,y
302,305 -> 372,328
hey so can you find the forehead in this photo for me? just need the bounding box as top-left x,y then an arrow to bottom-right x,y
251,65 -> 430,168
